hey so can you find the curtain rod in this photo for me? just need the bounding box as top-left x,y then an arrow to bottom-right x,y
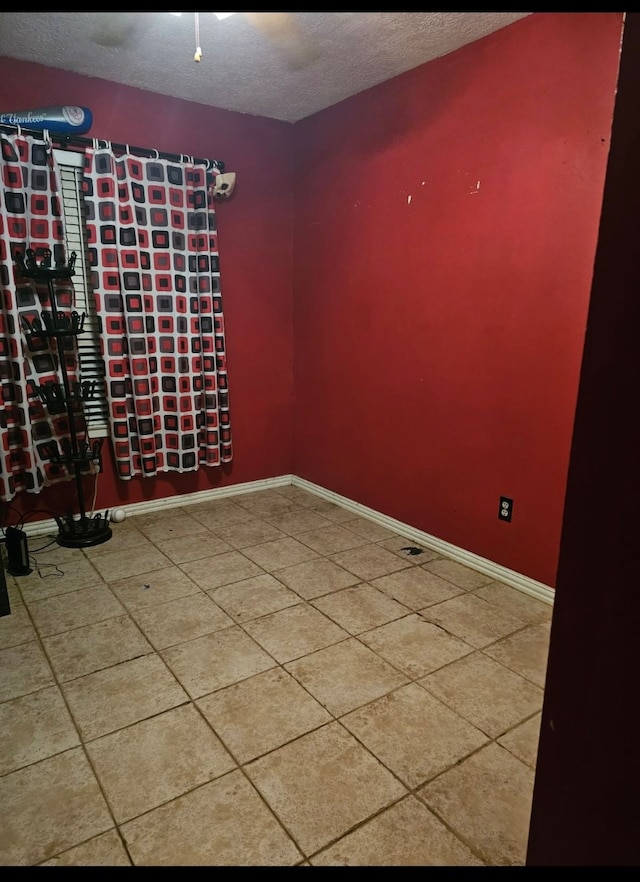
0,123 -> 226,173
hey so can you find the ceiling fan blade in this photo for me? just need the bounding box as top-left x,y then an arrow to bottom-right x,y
242,12 -> 320,70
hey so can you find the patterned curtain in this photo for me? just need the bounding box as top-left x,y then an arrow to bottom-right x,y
82,146 -> 232,479
0,131 -> 81,502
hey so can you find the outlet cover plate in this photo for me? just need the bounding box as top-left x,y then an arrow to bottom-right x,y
498,496 -> 513,522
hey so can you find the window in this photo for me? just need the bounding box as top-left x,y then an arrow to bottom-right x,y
54,149 -> 109,438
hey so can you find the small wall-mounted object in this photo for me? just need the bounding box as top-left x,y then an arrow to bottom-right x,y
210,172 -> 236,200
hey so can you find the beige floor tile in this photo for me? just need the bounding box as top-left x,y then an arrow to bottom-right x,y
330,545 -> 412,581
419,594 -> 527,649
473,581 -> 553,625
197,667 -> 332,763
422,558 -> 494,590
483,622 -> 551,688
0,748 -> 113,866
120,769 -> 303,866
246,722 -> 407,856
125,507 -> 179,527
87,704 -> 236,823
1,571 -> 18,592
306,500 -> 358,523
160,625 -> 276,699
185,496 -> 253,513
419,652 -> 543,738
276,485 -> 321,505
342,683 -> 488,788
16,555 -> 104,601
128,592 -> 233,649
263,508 -> 333,535
419,742 -> 535,866
42,614 -> 153,681
0,640 -> 55,702
208,573 -> 300,623
234,490 -> 303,518
41,829 -> 132,866
272,557 -> 360,600
3,578 -> 21,603
242,603 -> 349,663
359,615 -> 473,679
296,524 -> 370,555
0,490 -> 556,867
179,551 -> 264,591
0,596 -> 37,649
341,517 -> 401,542
211,518 -> 287,549
0,686 -> 80,775
242,537 -> 319,572
27,582 -> 126,638
109,565 -> 203,610
89,545 -> 172,583
311,795 -> 484,866
234,488 -> 295,507
376,536 -> 441,563
187,499 -> 255,530
285,638 -> 409,716
311,583 -> 409,634
497,712 -> 542,769
159,532 -> 234,564
132,511 -> 211,543
82,523 -> 153,558
62,654 -> 188,741
371,567 -> 464,610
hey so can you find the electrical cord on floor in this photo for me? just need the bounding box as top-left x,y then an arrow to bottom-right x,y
28,554 -> 64,579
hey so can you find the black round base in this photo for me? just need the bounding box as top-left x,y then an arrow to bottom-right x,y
56,523 -> 113,549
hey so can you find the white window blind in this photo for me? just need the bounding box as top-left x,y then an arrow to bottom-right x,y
54,149 -> 109,439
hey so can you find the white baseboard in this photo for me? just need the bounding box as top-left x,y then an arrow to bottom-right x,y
21,471 -> 554,606
20,474 -> 295,539
291,476 -> 555,606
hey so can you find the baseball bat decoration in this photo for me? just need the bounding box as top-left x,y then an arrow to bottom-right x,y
0,106 -> 94,135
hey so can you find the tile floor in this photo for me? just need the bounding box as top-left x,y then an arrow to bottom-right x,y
0,484 -> 552,866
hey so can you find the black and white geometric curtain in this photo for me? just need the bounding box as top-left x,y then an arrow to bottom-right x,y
82,145 -> 233,480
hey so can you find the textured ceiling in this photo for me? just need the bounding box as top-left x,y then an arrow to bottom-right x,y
0,12 -> 531,124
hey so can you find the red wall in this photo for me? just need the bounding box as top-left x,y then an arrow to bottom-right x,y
292,12 -> 623,586
0,58 -> 295,518
0,13 -> 625,588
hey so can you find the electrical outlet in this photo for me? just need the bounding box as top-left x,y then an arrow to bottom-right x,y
498,496 -> 513,522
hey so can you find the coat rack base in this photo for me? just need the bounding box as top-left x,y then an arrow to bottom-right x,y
55,515 -> 113,548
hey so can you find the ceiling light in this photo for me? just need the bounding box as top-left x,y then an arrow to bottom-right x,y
168,12 -> 237,20
168,12 -> 238,63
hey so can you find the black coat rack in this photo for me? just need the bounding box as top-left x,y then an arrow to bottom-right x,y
16,247 -> 112,548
